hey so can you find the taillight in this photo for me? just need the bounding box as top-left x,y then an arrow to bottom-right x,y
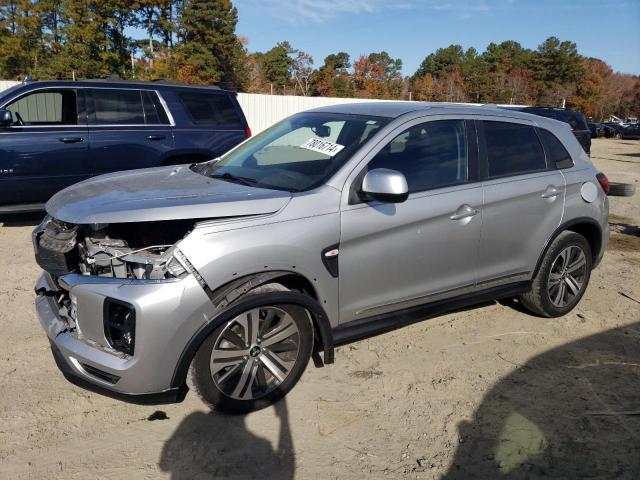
245,127 -> 252,138
596,172 -> 610,195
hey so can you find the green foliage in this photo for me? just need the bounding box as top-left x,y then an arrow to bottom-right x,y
415,44 -> 466,78
257,42 -> 293,86
175,0 -> 246,88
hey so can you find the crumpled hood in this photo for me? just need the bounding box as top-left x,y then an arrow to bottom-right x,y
46,165 -> 292,224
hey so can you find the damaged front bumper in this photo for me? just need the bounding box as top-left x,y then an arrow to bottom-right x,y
35,271 -> 214,404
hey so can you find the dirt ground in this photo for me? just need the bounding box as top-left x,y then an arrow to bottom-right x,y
1,138 -> 638,480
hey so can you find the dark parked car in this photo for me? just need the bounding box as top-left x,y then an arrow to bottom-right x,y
513,107 -> 592,154
588,122 -> 605,138
602,122 -> 626,138
0,80 -> 250,213
600,123 -> 618,138
620,124 -> 640,140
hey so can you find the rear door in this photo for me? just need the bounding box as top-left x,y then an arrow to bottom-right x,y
86,88 -> 174,175
0,88 -> 89,207
476,120 -> 565,287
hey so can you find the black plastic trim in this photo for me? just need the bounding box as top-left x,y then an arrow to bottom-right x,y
532,217 -> 603,276
49,341 -> 188,405
170,291 -> 335,389
321,244 -> 340,278
332,281 -> 531,345
81,363 -> 120,384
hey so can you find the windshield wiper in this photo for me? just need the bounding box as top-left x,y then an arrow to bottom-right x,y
210,172 -> 258,186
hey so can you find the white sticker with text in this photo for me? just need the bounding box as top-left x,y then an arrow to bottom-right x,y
300,138 -> 345,157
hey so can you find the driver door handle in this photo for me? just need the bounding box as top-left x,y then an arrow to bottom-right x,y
541,186 -> 560,199
58,137 -> 84,143
146,135 -> 167,141
450,204 -> 480,221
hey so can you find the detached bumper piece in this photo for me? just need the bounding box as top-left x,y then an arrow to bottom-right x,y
49,341 -> 188,405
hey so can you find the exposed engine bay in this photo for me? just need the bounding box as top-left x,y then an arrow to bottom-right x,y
34,216 -> 195,280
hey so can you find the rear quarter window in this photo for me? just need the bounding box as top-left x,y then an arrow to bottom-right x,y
482,121 -> 547,177
179,92 -> 243,127
539,129 -> 574,169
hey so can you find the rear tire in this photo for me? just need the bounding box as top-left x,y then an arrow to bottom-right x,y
191,287 -> 314,414
608,182 -> 636,197
520,231 -> 592,318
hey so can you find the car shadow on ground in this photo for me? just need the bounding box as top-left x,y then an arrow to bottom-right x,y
442,322 -> 640,479
0,212 -> 45,227
159,398 -> 294,480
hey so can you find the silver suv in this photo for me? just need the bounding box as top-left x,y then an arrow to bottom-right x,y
33,103 -> 609,413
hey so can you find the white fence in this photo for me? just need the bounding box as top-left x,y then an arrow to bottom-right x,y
236,93 -> 394,133
0,80 -> 19,92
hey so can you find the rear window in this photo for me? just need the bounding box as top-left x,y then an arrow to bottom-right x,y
539,129 -> 574,169
179,92 -> 242,127
483,121 -> 547,177
568,112 -> 588,131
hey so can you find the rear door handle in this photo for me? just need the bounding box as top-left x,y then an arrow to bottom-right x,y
450,204 -> 480,221
146,135 -> 166,141
58,137 -> 84,143
541,186 -> 560,199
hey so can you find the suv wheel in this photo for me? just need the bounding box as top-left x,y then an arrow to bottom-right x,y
191,292 -> 313,414
520,231 -> 592,317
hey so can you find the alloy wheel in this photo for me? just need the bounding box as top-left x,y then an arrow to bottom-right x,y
209,306 -> 301,400
547,245 -> 587,308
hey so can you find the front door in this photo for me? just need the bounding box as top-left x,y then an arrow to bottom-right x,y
339,118 -> 483,324
0,88 -> 88,207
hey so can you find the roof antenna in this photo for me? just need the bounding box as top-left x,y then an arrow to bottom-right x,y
23,75 -> 32,83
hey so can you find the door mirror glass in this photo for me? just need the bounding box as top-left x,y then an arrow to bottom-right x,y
0,109 -> 12,127
361,168 -> 409,203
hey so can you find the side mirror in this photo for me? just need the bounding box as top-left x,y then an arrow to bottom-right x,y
0,110 -> 13,127
360,168 -> 409,203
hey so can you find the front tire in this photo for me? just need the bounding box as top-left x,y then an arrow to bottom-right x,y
192,293 -> 314,414
520,231 -> 592,318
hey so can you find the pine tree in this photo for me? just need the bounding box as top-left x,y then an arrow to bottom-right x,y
175,0 -> 246,88
0,0 -> 44,79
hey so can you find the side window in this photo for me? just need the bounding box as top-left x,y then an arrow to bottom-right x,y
539,129 -> 574,169
141,91 -> 170,125
5,89 -> 77,125
368,120 -> 467,193
483,121 -> 546,177
91,89 -> 145,125
179,92 -> 242,127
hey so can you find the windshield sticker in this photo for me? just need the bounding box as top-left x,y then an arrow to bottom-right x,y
300,138 -> 345,157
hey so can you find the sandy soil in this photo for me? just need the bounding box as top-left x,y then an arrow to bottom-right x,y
0,138 -> 638,480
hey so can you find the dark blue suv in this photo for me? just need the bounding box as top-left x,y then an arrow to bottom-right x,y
0,80 -> 250,213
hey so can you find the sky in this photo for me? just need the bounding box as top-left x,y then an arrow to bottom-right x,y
233,0 -> 640,76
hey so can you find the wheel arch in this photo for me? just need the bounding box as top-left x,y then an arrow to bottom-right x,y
170,271 -> 335,390
533,217 -> 603,278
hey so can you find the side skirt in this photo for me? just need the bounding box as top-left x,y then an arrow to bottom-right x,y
332,281 -> 531,346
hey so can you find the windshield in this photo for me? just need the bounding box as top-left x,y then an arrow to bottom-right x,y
192,112 -> 389,192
